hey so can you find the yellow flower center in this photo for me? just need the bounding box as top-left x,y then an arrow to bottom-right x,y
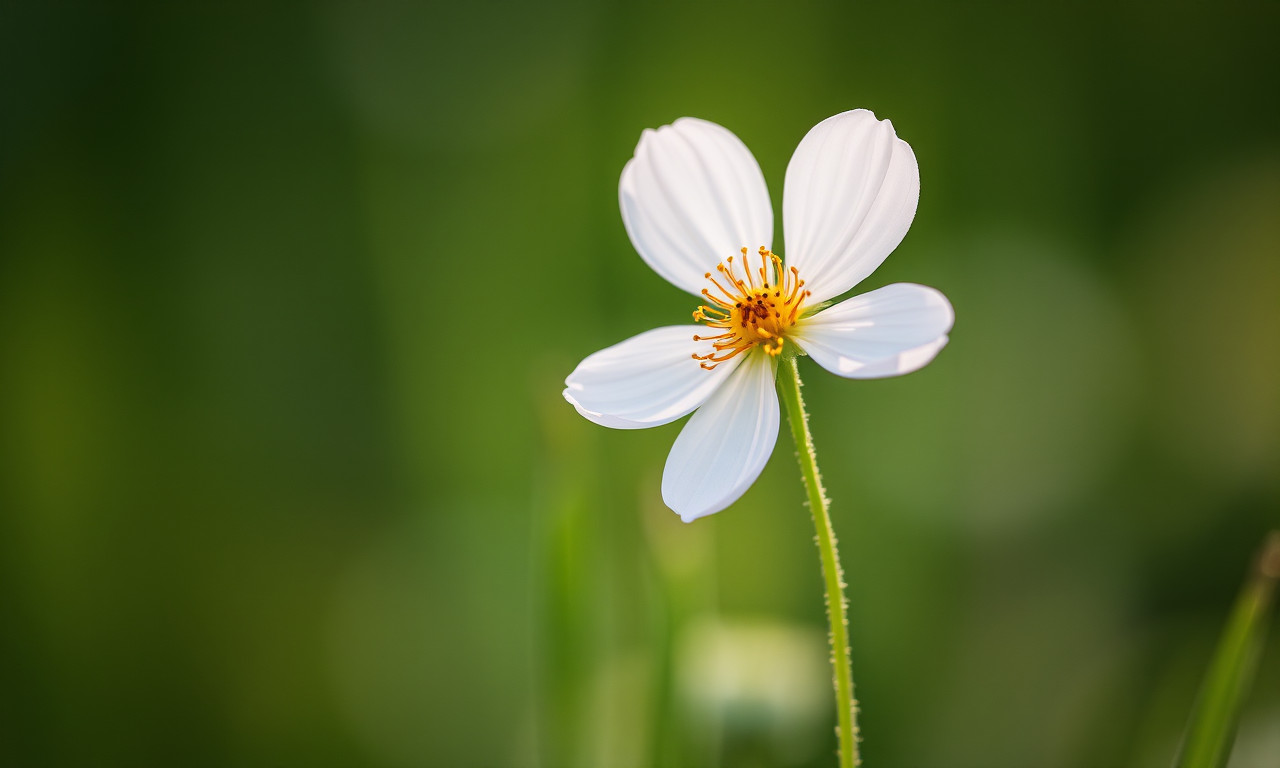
692,246 -> 811,370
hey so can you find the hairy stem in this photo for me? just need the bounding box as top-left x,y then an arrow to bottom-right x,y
777,356 -> 859,767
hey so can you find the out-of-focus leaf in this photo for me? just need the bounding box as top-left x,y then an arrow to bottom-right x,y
1175,532 -> 1280,768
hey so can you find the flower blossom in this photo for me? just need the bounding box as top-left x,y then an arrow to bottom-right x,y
564,110 -> 954,522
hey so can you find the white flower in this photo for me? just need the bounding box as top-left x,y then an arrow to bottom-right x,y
564,110 -> 954,523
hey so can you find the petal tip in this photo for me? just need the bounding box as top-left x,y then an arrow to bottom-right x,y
668,498 -> 718,524
671,116 -> 707,129
911,283 -> 956,331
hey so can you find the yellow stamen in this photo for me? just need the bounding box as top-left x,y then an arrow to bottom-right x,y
689,246 -> 812,369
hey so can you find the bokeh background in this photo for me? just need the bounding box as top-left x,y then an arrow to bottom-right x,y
2,2 -> 1278,766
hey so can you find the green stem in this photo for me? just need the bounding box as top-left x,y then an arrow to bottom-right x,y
777,356 -> 859,768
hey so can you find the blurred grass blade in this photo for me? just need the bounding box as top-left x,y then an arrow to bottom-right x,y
1175,531 -> 1280,768
532,386 -> 602,768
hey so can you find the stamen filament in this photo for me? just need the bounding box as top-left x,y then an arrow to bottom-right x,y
701,287 -> 733,309
739,247 -> 756,290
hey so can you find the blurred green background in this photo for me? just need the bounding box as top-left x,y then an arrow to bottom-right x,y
2,2 -> 1278,766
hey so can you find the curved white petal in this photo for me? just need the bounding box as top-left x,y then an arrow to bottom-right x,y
620,118 -> 774,296
782,109 -> 920,304
790,283 -> 953,379
564,325 -> 742,429
662,351 -> 779,522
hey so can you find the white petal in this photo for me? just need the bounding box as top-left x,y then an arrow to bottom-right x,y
620,118 -> 774,296
790,283 -> 953,379
564,326 -> 742,429
782,109 -> 920,304
662,352 -> 779,522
